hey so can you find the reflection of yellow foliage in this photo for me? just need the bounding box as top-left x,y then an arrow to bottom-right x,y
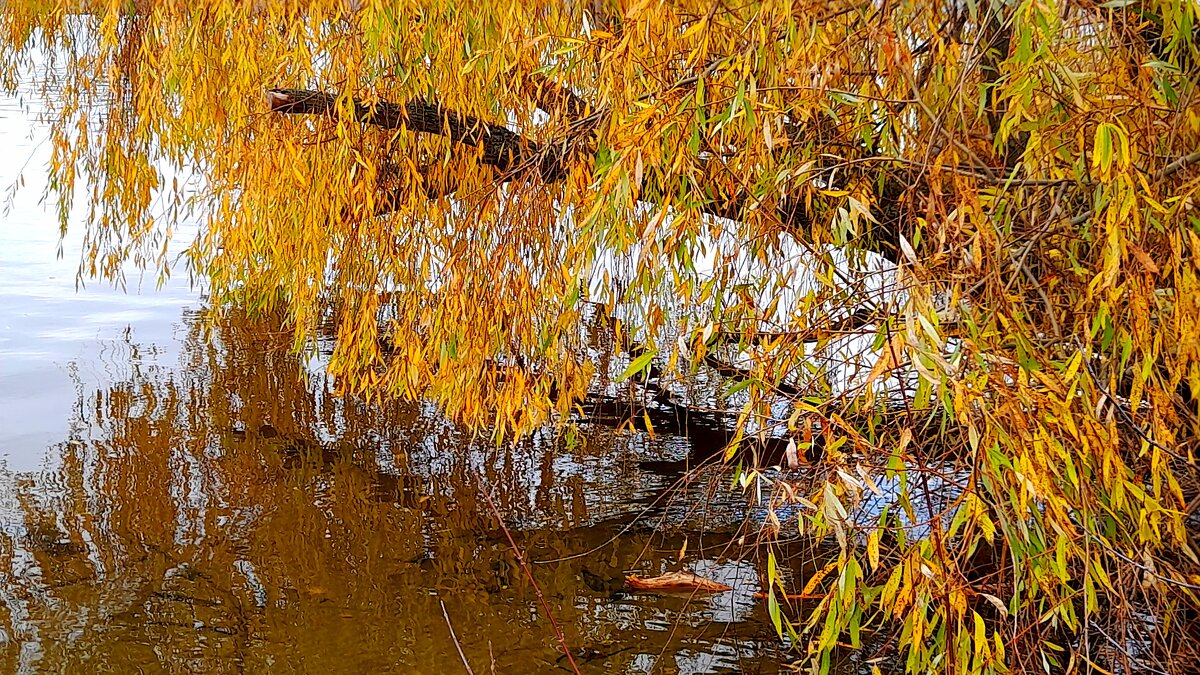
0,311 -> 790,672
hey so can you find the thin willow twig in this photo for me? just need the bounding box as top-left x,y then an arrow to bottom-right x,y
477,480 -> 582,675
440,600 -> 477,675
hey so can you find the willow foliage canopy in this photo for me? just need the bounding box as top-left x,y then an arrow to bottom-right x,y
3,0 -> 1200,672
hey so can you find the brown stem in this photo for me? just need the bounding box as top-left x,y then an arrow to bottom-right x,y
440,600 -> 477,675
477,480 -> 582,675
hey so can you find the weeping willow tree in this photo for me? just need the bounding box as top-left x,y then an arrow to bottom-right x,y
3,0 -> 1200,672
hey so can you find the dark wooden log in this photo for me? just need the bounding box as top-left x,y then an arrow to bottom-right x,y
265,87 -> 905,262
266,88 -> 559,177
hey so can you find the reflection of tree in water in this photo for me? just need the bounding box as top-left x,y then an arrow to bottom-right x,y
0,309 -> 794,674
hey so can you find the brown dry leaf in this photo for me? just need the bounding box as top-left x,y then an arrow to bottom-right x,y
864,333 -> 907,387
1127,240 -> 1160,276
625,571 -> 733,593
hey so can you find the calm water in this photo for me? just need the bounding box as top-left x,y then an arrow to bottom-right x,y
0,83 -> 819,673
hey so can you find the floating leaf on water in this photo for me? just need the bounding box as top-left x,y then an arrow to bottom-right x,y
625,571 -> 732,593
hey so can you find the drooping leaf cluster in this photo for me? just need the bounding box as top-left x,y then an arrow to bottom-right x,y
3,0 -> 1200,672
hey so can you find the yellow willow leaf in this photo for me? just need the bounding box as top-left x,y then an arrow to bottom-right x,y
978,593 -> 1009,619
802,559 -> 841,597
1092,123 -> 1115,177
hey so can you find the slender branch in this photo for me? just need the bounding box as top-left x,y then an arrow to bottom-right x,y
477,481 -> 582,675
702,353 -> 803,397
440,600 -> 477,675
715,307 -> 879,346
1160,150 -> 1200,181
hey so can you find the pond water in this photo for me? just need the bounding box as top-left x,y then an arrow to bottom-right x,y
0,80 -> 838,674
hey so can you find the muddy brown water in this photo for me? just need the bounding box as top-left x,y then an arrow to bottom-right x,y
0,82 -> 850,674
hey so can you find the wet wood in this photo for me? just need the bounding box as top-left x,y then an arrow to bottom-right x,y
625,571 -> 732,594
